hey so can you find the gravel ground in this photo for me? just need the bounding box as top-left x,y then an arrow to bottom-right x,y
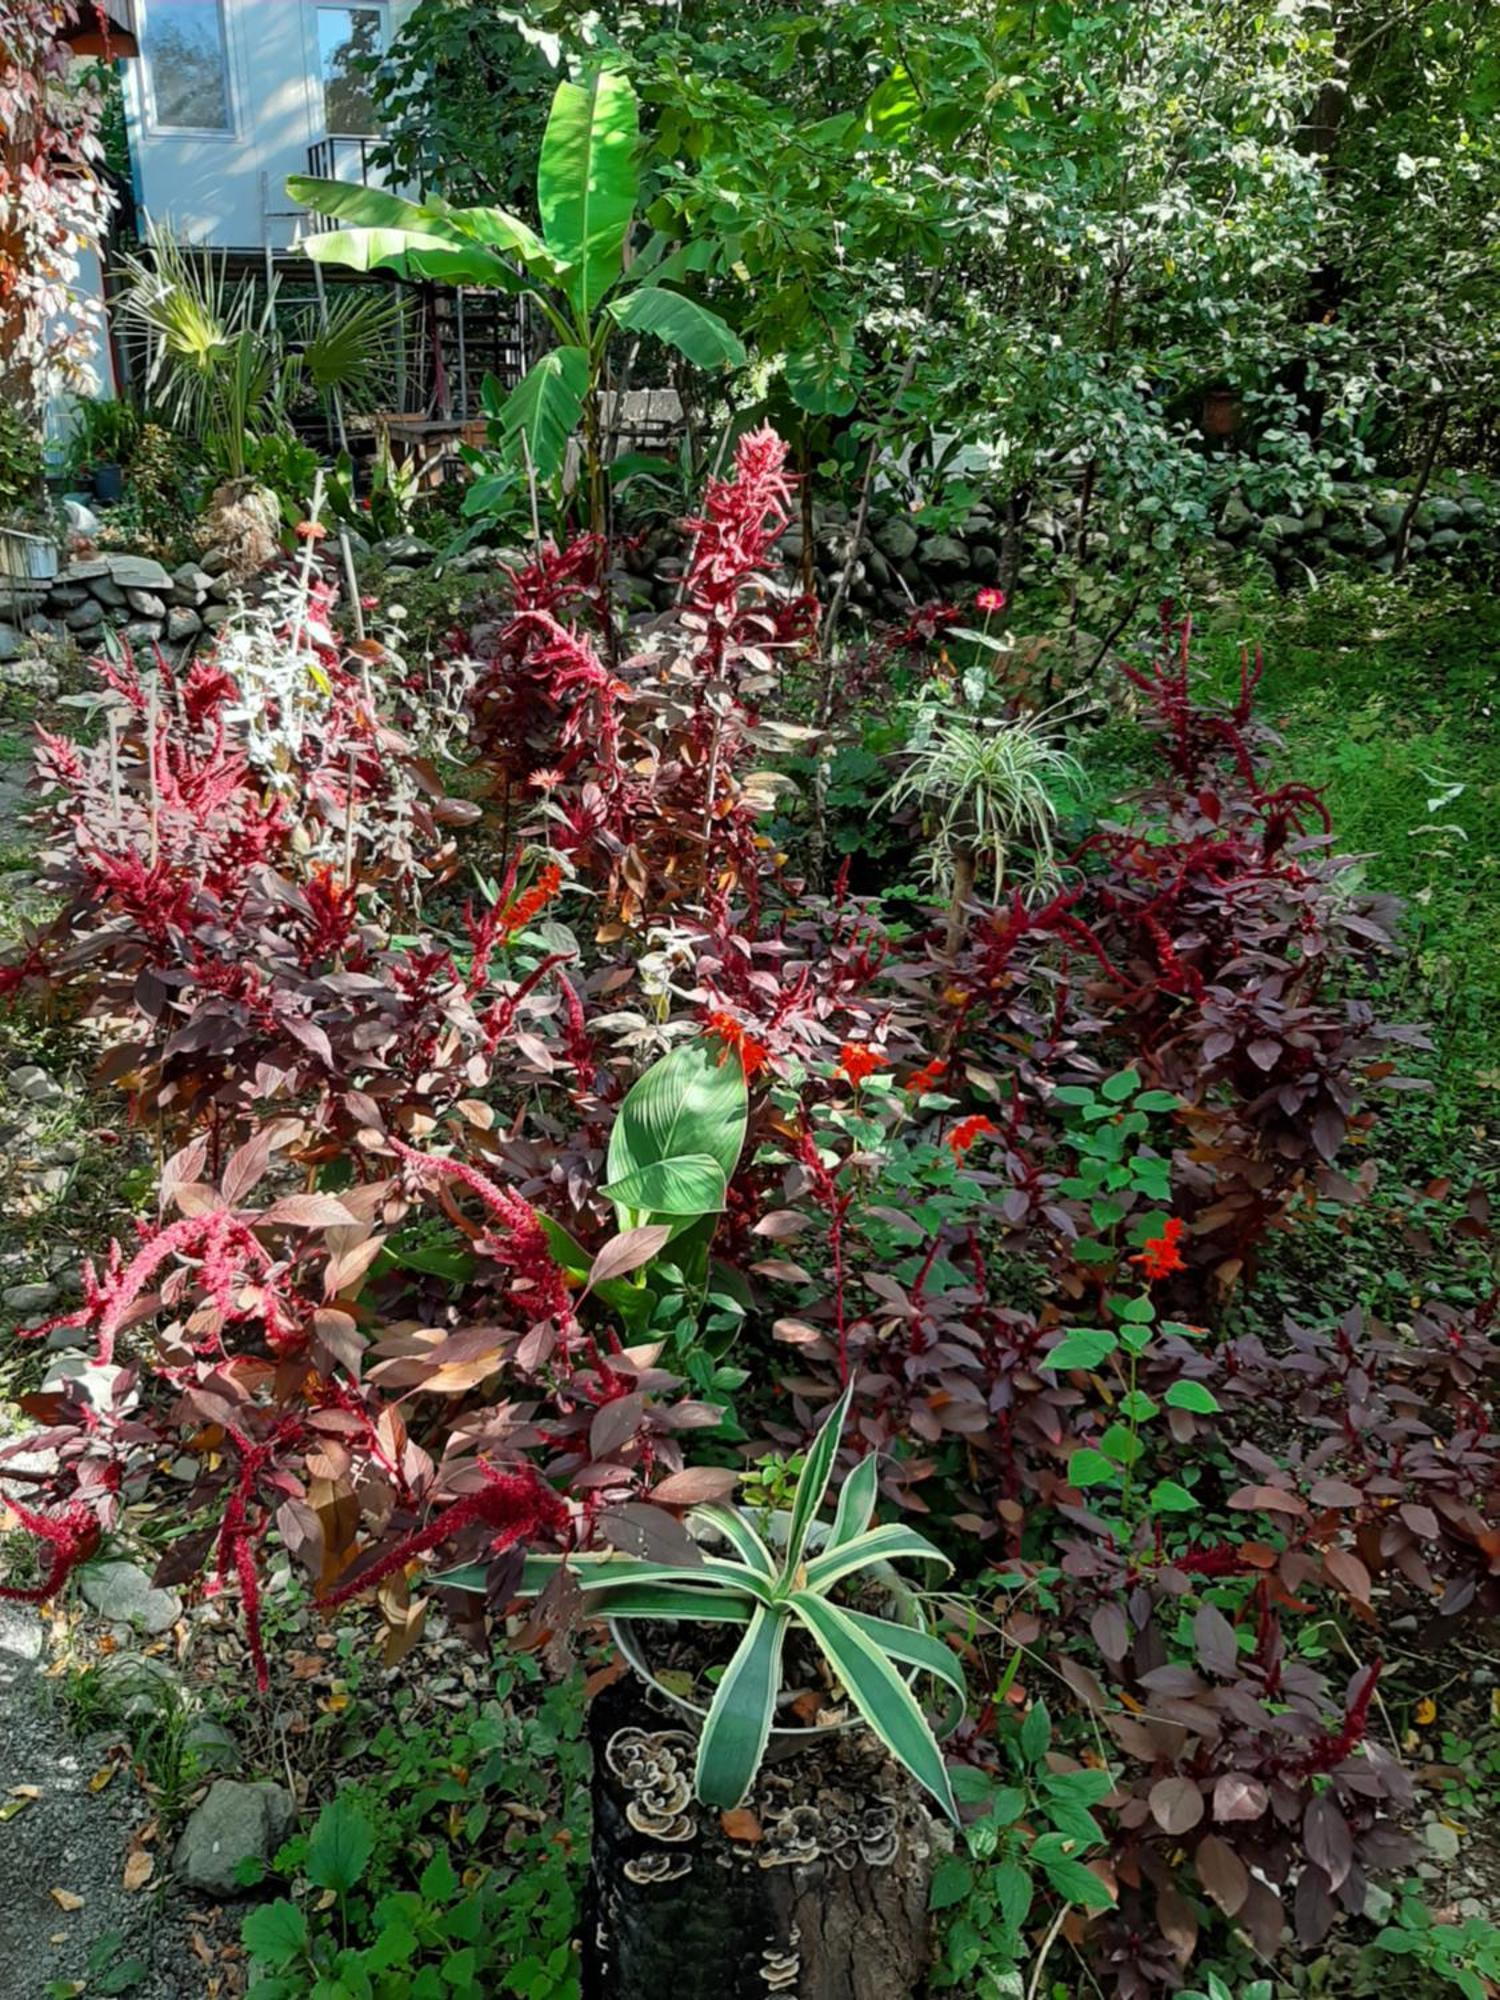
0,1602 -> 211,2000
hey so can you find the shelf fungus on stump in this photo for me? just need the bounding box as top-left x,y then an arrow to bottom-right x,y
583,1673 -> 947,2000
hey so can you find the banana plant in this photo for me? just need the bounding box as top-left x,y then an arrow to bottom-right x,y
439,1384 -> 963,1821
287,68 -> 744,532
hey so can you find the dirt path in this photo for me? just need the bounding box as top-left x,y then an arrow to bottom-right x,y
0,1601 -> 209,2000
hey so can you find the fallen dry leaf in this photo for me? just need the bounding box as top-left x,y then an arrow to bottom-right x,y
123,1849 -> 154,1892
50,1888 -> 85,1912
719,1808 -> 763,1843
89,1764 -> 119,1794
10,1785 -> 41,1799
0,1799 -> 32,1823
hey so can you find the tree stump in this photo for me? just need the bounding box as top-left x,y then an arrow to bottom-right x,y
582,1672 -> 946,2000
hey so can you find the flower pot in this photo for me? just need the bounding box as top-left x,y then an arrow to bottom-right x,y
1202,387 -> 1241,438
0,526 -> 59,586
91,462 -> 125,504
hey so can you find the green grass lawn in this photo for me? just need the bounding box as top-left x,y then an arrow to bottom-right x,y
1081,571 -> 1500,1161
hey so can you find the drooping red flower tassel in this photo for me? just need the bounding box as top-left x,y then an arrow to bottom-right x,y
315,1462 -> 567,1608
0,1494 -> 101,1604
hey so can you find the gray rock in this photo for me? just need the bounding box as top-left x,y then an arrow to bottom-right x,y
918,533 -> 970,574
1261,512 -> 1308,541
57,558 -> 111,583
123,620 -> 164,646
1326,521 -> 1366,552
173,560 -> 209,589
199,547 -> 232,576
969,542 -> 1000,580
185,1718 -> 240,1773
1370,500 -> 1406,538
125,588 -> 166,617
46,584 -> 89,609
8,1064 -> 62,1105
202,603 -> 231,629
79,1561 -> 182,1635
1427,496 -> 1464,529
90,577 -> 128,607
207,575 -> 234,603
2,1282 -> 59,1315
173,1781 -> 295,1896
103,554 -> 172,592
872,515 -> 920,562
23,615 -> 59,640
1459,494 -> 1489,522
1427,527 -> 1462,553
64,600 -> 105,632
0,622 -> 21,663
374,534 -> 438,567
165,606 -> 202,642
1360,520 -> 1388,551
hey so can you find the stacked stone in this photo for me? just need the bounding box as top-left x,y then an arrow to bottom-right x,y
0,550 -> 239,662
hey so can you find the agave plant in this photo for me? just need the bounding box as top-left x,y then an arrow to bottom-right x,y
442,1385 -> 963,1821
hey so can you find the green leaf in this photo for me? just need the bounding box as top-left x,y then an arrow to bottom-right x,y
1046,1329 -> 1118,1371
491,347 -> 588,486
841,1606 -> 968,1706
783,1382 -> 853,1572
419,1849 -> 458,1903
1042,1856 -> 1115,1910
537,68 -> 639,317
1019,1700 -> 1052,1762
1119,1390 -> 1158,1420
827,1451 -> 880,1551
607,287 -> 746,371
1149,1480 -> 1199,1512
802,1519 -> 952,1594
790,1591 -> 958,1821
1067,1448 -> 1120,1489
601,1153 -> 728,1218
691,1502 -> 778,1579
524,1552 -> 771,1601
300,228 -> 513,289
306,1797 -> 375,1895
929,1855 -> 973,1910
784,335 -> 862,415
1097,1422 -> 1143,1467
607,1040 -> 748,1204
1101,1071 -> 1140,1102
1134,1090 -> 1179,1111
993,1858 -> 1033,1931
1164,1380 -> 1221,1413
576,1580 -> 759,1622
242,1900 -> 309,1972
694,1604 -> 787,1808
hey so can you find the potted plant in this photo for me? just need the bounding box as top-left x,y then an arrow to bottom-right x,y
66,395 -> 141,505
442,1383 -> 964,1820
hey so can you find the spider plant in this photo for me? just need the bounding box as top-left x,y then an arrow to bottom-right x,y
440,1385 -> 964,1821
886,709 -> 1083,954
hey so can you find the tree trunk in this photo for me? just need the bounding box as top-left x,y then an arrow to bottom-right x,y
582,1672 -> 945,2000
1393,398 -> 1449,576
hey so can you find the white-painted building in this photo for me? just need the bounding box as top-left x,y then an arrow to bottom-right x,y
121,0 -> 413,248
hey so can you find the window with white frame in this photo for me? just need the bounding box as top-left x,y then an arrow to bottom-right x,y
143,0 -> 233,133
317,6 -> 385,137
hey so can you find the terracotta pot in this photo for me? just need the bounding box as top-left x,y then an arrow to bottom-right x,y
1202,387 -> 1240,438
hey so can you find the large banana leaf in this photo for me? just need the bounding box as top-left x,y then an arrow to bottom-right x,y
299,228 -> 516,290
790,1591 -> 958,1822
693,1605 -> 787,1809
606,286 -> 746,371
493,347 -> 589,485
288,176 -> 565,289
538,67 -> 639,319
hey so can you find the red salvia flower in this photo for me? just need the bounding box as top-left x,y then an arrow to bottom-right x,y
705,1009 -> 770,1079
838,1042 -> 888,1088
905,1057 -> 948,1094
1132,1215 -> 1188,1281
947,1114 -> 999,1158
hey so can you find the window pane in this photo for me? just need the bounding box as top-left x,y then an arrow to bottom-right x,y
147,0 -> 231,130
319,8 -> 383,137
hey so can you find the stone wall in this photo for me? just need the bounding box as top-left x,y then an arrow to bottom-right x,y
0,551 -> 237,665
